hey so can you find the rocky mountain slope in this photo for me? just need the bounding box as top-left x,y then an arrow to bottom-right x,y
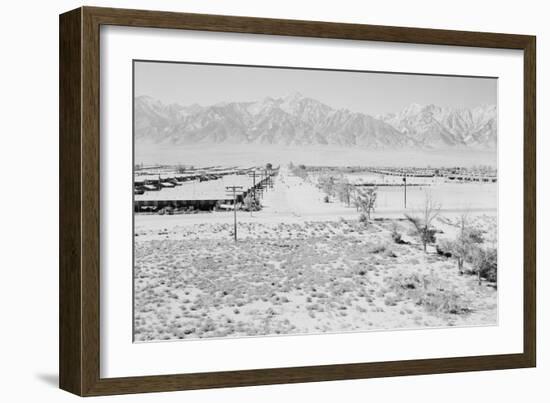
135,93 -> 497,150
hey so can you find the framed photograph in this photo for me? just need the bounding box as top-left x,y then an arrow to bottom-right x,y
59,6 -> 536,396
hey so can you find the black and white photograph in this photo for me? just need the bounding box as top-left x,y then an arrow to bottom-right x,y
132,60 -> 498,342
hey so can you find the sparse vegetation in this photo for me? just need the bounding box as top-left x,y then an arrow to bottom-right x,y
135,217 -> 496,341
405,192 -> 440,252
391,222 -> 404,244
243,193 -> 261,212
471,246 -> 497,284
317,174 -> 337,199
335,178 -> 354,207
441,214 -> 484,274
134,164 -> 497,341
435,214 -> 496,286
289,162 -> 309,181
389,273 -> 472,315
353,187 -> 377,225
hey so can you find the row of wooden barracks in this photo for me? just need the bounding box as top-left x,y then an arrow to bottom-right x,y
133,166 -> 277,212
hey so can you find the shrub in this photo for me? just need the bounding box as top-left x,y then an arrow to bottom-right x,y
391,223 -> 403,244
384,293 -> 400,306
290,163 -> 308,180
389,273 -> 423,291
388,273 -> 472,315
444,214 -> 485,274
436,239 -> 453,258
369,244 -> 385,254
418,289 -> 470,315
472,247 -> 497,284
243,193 -> 261,211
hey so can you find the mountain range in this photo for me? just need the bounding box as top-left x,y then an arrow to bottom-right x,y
134,92 -> 497,150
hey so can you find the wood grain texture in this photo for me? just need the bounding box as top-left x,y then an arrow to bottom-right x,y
59,8 -> 83,396
81,6 -> 102,396
523,38 -> 536,367
59,6 -> 537,396
85,6 -> 532,49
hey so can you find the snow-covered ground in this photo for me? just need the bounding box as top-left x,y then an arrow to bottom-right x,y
135,166 -> 496,229
134,166 -> 498,342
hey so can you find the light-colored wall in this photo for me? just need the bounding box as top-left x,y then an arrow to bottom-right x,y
0,1 -> 546,402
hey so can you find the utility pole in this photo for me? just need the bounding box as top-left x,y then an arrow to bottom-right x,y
264,169 -> 269,192
225,185 -> 243,241
247,170 -> 257,202
253,171 -> 256,198
259,170 -> 264,198
266,168 -> 272,189
403,176 -> 407,209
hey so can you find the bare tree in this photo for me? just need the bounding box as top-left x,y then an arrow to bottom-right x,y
405,192 -> 441,252
318,175 -> 336,200
450,214 -> 484,274
336,178 -> 354,207
353,187 -> 377,223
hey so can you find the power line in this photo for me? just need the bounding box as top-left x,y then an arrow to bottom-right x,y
225,185 -> 243,241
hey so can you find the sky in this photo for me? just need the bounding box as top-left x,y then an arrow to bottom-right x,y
134,60 -> 497,116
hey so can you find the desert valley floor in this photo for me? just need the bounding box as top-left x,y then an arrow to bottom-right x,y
133,168 -> 498,342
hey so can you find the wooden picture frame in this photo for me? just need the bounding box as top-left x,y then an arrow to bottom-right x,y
59,6 -> 536,396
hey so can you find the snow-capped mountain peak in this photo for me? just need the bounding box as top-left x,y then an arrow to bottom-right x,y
134,94 -> 496,150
